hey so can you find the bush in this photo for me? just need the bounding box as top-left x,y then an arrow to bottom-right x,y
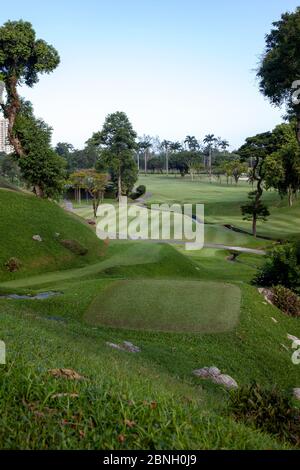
131,185 -> 146,200
229,383 -> 300,446
272,285 -> 300,318
253,242 -> 300,291
4,257 -> 22,272
59,239 -> 88,256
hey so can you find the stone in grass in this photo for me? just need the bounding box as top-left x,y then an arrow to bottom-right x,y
32,234 -> 42,242
293,388 -> 300,401
123,341 -> 141,353
193,366 -> 221,378
211,374 -> 238,390
106,341 -> 141,353
193,366 -> 238,389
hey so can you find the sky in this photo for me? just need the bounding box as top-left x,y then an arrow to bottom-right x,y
1,0 -> 300,150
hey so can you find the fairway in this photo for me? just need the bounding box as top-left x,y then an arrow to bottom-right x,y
85,279 -> 241,333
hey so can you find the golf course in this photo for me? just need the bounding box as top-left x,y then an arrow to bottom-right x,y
1,5 -> 300,455
0,175 -> 299,450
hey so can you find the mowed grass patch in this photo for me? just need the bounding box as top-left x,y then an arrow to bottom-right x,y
85,280 -> 241,333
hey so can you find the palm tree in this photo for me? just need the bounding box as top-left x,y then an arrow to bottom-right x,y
203,134 -> 217,181
138,136 -> 152,174
184,135 -> 199,151
161,140 -> 171,175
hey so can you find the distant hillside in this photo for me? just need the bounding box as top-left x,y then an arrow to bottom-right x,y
0,189 -> 104,280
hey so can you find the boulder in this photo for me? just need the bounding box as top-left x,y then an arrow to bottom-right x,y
193,366 -> 221,378
32,235 -> 42,242
293,388 -> 300,401
211,374 -> 238,390
123,341 -> 141,353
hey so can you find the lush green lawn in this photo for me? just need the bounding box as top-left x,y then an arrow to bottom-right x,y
138,175 -> 300,241
85,279 -> 241,333
1,186 -> 300,449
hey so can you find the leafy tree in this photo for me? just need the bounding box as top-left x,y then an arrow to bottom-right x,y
12,101 -> 66,198
264,123 -> 300,206
91,112 -> 138,200
0,153 -> 20,182
238,132 -> 274,236
257,7 -> 300,144
253,242 -> 300,291
83,170 -> 108,217
0,20 -> 59,158
241,192 -> 270,238
147,156 -> 164,174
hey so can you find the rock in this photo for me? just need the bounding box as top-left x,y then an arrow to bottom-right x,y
106,341 -> 141,353
287,334 -> 300,342
211,374 -> 238,390
293,388 -> 300,401
193,367 -> 211,378
54,233 -> 60,238
32,235 -> 42,242
208,366 -> 221,377
123,341 -> 141,353
193,366 -> 221,378
193,366 -> 238,389
48,368 -> 85,380
106,342 -> 124,352
258,288 -> 274,305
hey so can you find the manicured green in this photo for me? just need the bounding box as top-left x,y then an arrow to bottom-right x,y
85,279 -> 241,333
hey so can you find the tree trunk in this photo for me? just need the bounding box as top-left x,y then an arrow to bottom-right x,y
296,113 -> 300,145
1,76 -> 24,158
209,148 -> 212,182
252,215 -> 257,238
166,151 -> 169,175
34,185 -> 44,198
144,151 -> 147,174
288,186 -> 293,207
118,164 -> 122,201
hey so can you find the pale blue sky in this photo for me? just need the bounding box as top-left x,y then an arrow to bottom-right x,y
1,0 -> 299,149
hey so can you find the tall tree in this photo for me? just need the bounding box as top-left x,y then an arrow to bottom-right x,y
203,134 -> 217,180
0,20 -> 59,159
238,132 -> 274,236
160,140 -> 171,175
138,136 -> 152,174
257,7 -> 300,144
91,112 -> 137,200
13,101 -> 66,198
264,122 -> 300,206
184,135 -> 199,151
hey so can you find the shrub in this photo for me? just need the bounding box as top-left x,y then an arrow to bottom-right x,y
253,242 -> 300,291
229,383 -> 300,446
131,185 -> 146,200
4,257 -> 22,272
59,239 -> 88,256
272,285 -> 300,318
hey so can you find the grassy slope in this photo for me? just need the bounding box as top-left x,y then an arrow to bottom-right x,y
0,190 -> 105,281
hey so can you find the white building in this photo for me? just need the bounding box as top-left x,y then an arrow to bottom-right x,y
0,116 -> 13,154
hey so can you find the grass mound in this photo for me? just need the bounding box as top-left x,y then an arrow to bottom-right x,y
0,190 -> 104,281
85,280 -> 241,333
